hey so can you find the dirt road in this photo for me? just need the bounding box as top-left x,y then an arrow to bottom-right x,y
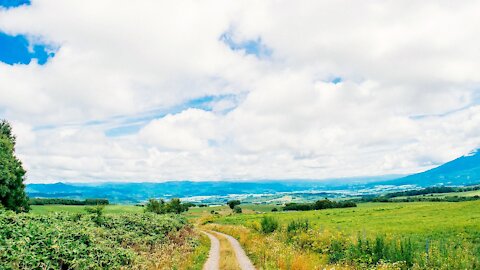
202,231 -> 220,270
202,230 -> 256,270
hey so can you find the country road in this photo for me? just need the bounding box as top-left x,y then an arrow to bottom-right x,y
202,231 -> 220,270
202,230 -> 256,270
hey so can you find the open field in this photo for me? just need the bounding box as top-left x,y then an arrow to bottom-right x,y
392,189 -> 480,200
214,201 -> 480,236
201,201 -> 480,269
30,204 -> 144,215
187,204 -> 278,218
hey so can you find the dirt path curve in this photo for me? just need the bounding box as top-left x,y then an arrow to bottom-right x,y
202,231 -> 220,270
213,231 -> 256,270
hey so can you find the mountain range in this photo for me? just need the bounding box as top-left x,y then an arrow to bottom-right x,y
26,149 -> 480,203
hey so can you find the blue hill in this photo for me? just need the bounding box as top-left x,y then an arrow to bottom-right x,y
388,149 -> 480,186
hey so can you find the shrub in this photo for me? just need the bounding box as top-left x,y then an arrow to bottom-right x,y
260,216 -> 279,234
0,210 -> 189,269
271,207 -> 278,212
233,206 -> 242,213
287,219 -> 309,233
85,205 -> 104,225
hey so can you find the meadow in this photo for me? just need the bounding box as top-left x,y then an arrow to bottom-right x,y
203,201 -> 480,269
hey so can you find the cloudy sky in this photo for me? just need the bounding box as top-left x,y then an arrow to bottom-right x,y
1,0 -> 479,183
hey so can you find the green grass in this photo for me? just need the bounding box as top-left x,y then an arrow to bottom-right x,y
215,201 -> 480,237
186,204 -> 279,219
207,201 -> 480,269
30,204 -> 143,215
393,189 -> 480,200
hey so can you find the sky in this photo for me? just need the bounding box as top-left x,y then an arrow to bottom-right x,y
0,0 -> 479,183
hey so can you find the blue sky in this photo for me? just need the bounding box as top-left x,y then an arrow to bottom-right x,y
0,32 -> 54,65
0,0 -> 30,8
0,1 -> 479,183
220,31 -> 272,58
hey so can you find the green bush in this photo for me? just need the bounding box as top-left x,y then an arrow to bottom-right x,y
260,216 -> 279,234
233,206 -> 242,213
286,219 -> 309,233
0,209 -> 188,269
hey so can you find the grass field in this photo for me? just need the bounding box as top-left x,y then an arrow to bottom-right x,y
214,201 -> 480,236
187,204 -> 278,218
30,204 -> 143,215
202,201 -> 480,269
393,189 -> 480,200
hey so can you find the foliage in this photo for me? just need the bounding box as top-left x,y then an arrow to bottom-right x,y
144,198 -> 190,214
283,199 -> 356,211
233,205 -> 242,213
271,207 -> 278,212
260,216 -> 279,234
84,205 -> 104,225
286,219 -> 309,234
0,120 -> 29,213
227,200 -> 241,210
0,209 -> 192,269
29,198 -> 109,205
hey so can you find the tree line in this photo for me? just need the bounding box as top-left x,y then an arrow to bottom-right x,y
283,199 -> 357,211
353,185 -> 480,203
29,198 -> 110,205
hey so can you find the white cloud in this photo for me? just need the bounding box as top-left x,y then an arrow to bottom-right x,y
0,0 -> 479,183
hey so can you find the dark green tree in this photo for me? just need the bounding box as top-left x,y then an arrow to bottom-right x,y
145,198 -> 167,214
0,120 -> 29,212
227,200 -> 241,210
167,198 -> 188,214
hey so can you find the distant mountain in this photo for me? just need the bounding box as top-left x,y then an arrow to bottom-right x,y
387,149 -> 480,187
26,149 -> 480,204
26,175 -> 399,204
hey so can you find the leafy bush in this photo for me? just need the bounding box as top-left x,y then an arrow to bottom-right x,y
0,209 -> 189,269
233,206 -> 242,213
286,219 -> 309,233
271,207 -> 278,212
260,216 -> 279,234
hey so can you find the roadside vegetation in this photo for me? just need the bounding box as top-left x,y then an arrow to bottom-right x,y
0,206 -> 207,269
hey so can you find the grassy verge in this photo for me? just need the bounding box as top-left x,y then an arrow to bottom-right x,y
183,232 -> 211,270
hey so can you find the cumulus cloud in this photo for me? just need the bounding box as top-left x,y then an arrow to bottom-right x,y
0,0 -> 479,183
